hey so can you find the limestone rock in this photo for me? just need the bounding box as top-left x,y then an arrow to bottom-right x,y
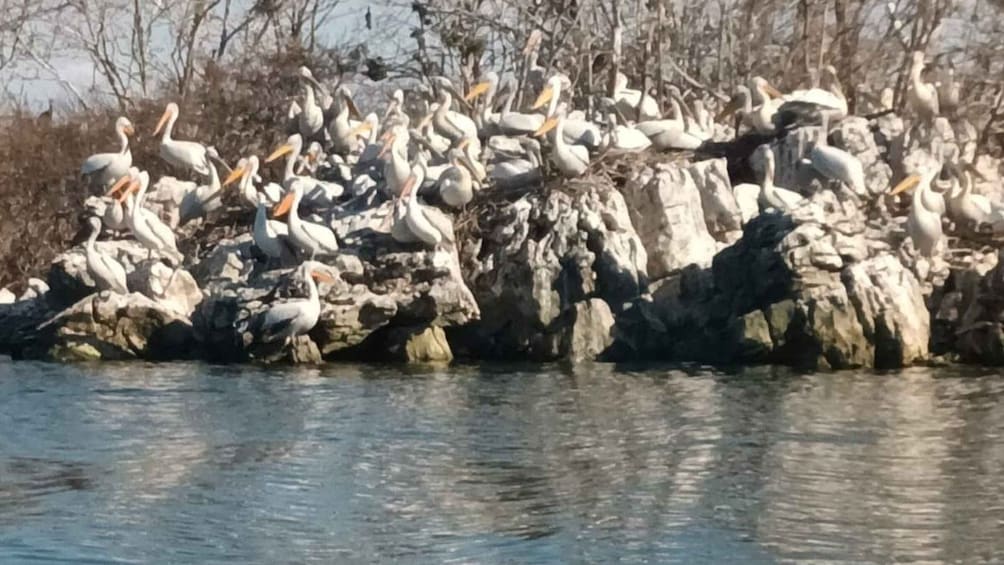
620,160 -> 718,279
382,325 -> 454,363
562,298 -> 615,362
23,292 -> 195,361
830,116 -> 893,198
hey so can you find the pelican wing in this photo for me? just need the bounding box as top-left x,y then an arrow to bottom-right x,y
161,140 -> 209,175
97,252 -> 129,293
261,301 -> 307,342
301,221 -> 339,252
81,152 -> 117,175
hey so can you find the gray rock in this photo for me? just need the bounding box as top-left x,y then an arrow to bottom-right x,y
620,160 -> 718,279
562,298 -> 615,362
382,325 -> 454,363
830,116 -> 893,198
22,292 -> 195,361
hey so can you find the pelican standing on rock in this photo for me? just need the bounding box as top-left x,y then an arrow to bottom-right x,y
84,216 -> 128,294
613,72 -> 661,121
808,115 -> 866,198
154,102 -> 211,176
397,161 -> 455,248
81,117 -> 134,189
225,156 -> 283,208
253,200 -> 296,266
178,150 -> 224,224
534,104 -> 590,178
266,134 -> 344,205
891,166 -> 943,257
103,170 -> 136,232
258,261 -> 333,344
758,145 -> 804,212
120,171 -> 182,263
533,75 -> 602,149
438,142 -> 479,207
272,184 -> 340,260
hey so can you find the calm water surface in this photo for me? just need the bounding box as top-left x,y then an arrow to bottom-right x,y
0,361 -> 1002,564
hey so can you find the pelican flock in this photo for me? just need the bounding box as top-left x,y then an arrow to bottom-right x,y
64,45 -> 998,355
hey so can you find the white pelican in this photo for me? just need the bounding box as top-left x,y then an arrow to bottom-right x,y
907,51 -> 939,120
773,65 -> 848,130
732,180 -> 761,226
293,67 -> 326,141
717,85 -> 755,131
398,162 -> 454,247
602,113 -> 652,153
84,216 -> 128,294
532,75 -> 602,149
351,114 -> 383,164
253,201 -> 296,265
225,156 -> 283,208
468,74 -> 544,136
81,116 -> 133,189
534,104 -> 589,178
490,138 -> 544,189
748,77 -> 783,133
103,170 -> 135,232
637,94 -> 702,151
465,71 -> 502,132
265,134 -> 344,206
613,72 -> 661,121
153,102 -> 211,176
757,145 -> 804,212
121,171 -> 182,263
808,115 -> 866,197
178,154 -> 223,225
379,126 -> 412,197
429,77 -> 479,149
890,166 -> 943,257
272,183 -> 339,260
258,261 -> 332,344
328,85 -> 364,154
945,162 -> 993,227
438,143 -> 480,208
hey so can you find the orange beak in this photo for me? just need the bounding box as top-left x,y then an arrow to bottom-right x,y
272,191 -> 295,217
266,144 -> 294,163
311,271 -> 335,283
117,180 -> 139,203
153,109 -> 171,136
223,165 -> 245,187
107,174 -> 131,196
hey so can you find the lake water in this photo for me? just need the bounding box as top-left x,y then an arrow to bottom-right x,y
0,361 -> 1002,564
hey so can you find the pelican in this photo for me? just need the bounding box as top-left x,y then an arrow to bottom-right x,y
398,161 -> 454,247
773,65 -> 848,130
103,170 -> 135,232
178,152 -> 223,225
757,145 -> 804,212
613,72 -> 661,121
532,75 -> 602,149
153,102 -> 211,176
272,183 -> 339,260
534,104 -> 589,178
258,261 -> 332,345
81,116 -> 133,189
351,114 -> 383,164
466,71 -> 502,132
121,171 -> 182,263
732,180 -> 761,226
429,77 -> 479,148
717,85 -> 755,132
379,126 -> 412,196
890,166 -> 943,257
603,113 -> 652,153
468,74 -> 544,136
438,142 -> 480,207
490,138 -> 544,189
945,161 -> 993,227
253,201 -> 296,265
84,216 -> 128,294
907,51 -> 939,120
265,134 -> 344,206
292,66 -> 326,141
748,77 -> 783,133
225,156 -> 283,208
637,94 -> 702,150
328,85 -> 364,154
808,115 -> 866,198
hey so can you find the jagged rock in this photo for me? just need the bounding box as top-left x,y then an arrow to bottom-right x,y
562,298 -> 615,362
951,251 -> 1004,364
20,278 -> 50,302
654,190 -> 929,369
687,158 -> 742,239
21,292 -> 195,361
462,178 -> 646,360
620,160 -> 718,278
754,128 -> 823,195
126,262 -> 202,317
48,239 -> 168,307
191,234 -> 256,287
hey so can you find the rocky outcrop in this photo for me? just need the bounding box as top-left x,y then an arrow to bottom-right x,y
649,191 -> 929,369
459,178 -> 646,360
941,251 -> 1004,364
20,292 -> 195,361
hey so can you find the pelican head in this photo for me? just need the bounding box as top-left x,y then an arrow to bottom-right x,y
533,102 -> 566,137
153,102 -> 179,136
298,66 -> 314,79
116,116 -> 135,136
532,75 -> 564,110
465,72 -> 498,102
717,85 -> 751,121
223,157 -> 250,187
266,134 -> 303,163
751,77 -> 782,99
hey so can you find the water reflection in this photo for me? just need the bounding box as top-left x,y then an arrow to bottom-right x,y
0,361 -> 1001,563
